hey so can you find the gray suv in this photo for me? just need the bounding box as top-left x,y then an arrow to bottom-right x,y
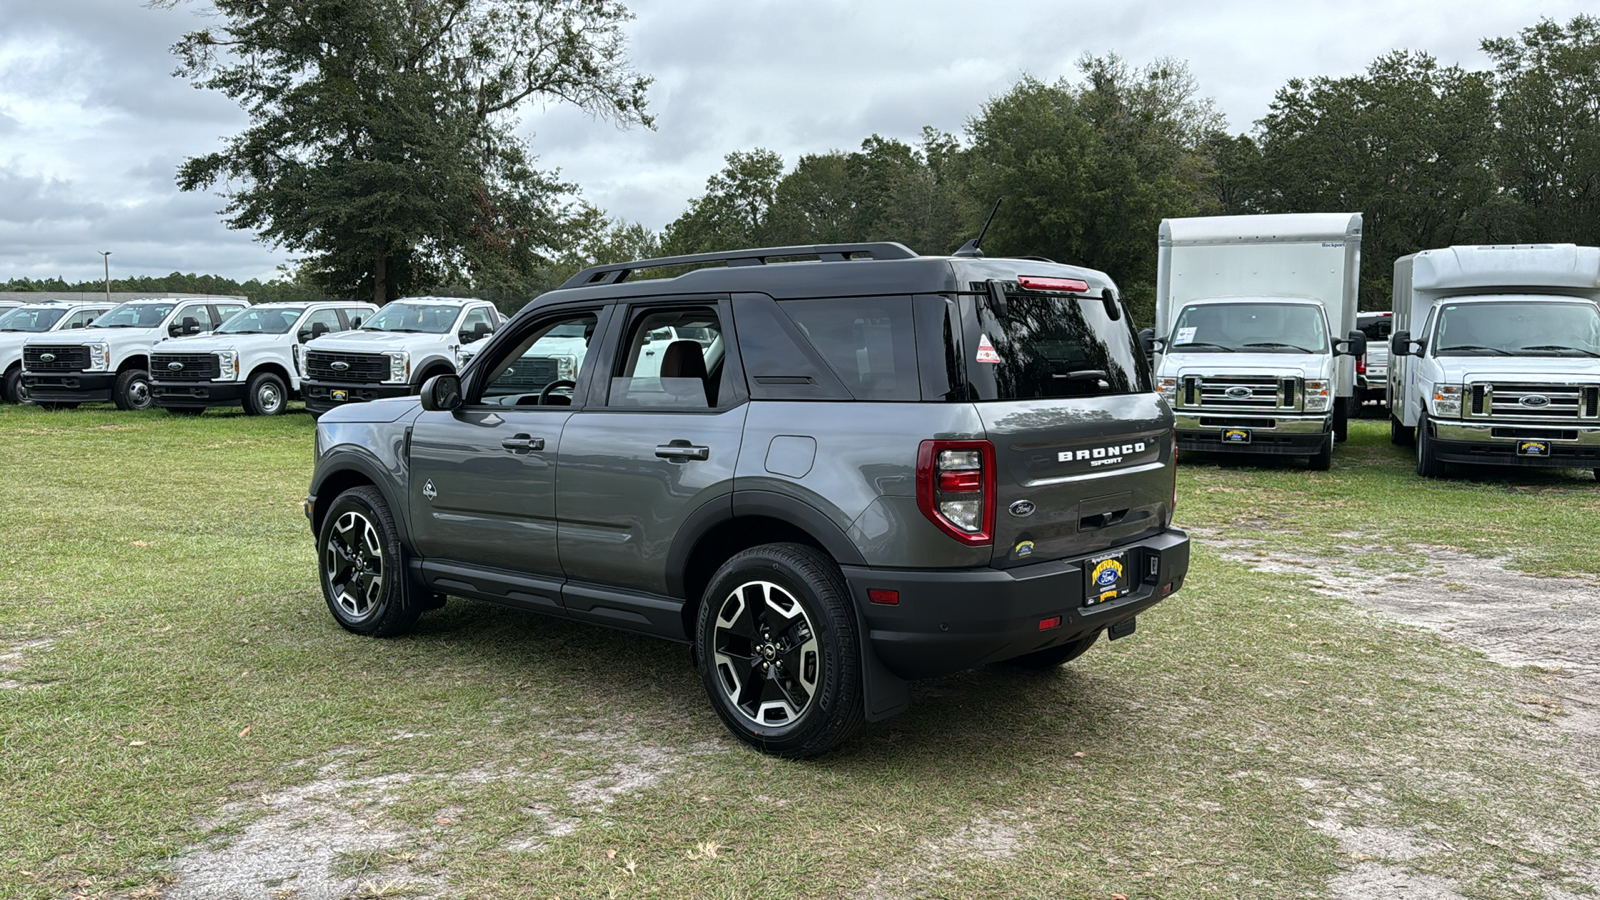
305,243 -> 1191,757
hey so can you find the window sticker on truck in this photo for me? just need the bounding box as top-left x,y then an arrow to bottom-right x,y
1174,326 -> 1196,344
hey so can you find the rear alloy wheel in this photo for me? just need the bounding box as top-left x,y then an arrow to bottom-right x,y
1308,433 -> 1333,471
1416,414 -> 1445,478
318,486 -> 420,637
697,543 -> 863,758
113,368 -> 153,411
243,371 -> 287,416
1001,631 -> 1100,669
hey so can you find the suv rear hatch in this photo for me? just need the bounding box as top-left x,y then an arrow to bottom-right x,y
946,262 -> 1176,568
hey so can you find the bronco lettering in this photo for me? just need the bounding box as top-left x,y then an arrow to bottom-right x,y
1059,441 -> 1146,463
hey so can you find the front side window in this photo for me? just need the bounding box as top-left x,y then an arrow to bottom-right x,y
1168,302 -> 1330,354
89,302 -> 176,328
218,306 -> 310,335
296,308 -> 345,340
362,302 -> 461,334
458,307 -> 496,343
610,308 -> 728,409
479,312 -> 599,406
0,307 -> 67,332
64,308 -> 107,329
1432,299 -> 1600,358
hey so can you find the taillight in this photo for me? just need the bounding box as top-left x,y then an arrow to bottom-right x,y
916,440 -> 996,545
1357,357 -> 1367,374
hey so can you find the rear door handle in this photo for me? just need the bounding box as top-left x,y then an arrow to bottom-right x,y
656,443 -> 710,461
501,434 -> 545,452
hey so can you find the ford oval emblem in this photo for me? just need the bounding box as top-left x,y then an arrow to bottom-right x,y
168,362 -> 183,371
1225,386 -> 1253,400
1009,499 -> 1036,518
40,352 -> 55,362
1520,394 -> 1550,409
330,361 -> 350,372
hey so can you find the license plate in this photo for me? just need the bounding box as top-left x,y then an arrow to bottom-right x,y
1517,440 -> 1551,457
1084,551 -> 1131,607
331,390 -> 349,402
1222,427 -> 1251,444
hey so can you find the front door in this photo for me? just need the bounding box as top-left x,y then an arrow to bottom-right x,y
556,300 -> 748,612
408,307 -> 607,605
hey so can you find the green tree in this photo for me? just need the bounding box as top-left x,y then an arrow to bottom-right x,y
163,0 -> 652,304
659,149 -> 786,255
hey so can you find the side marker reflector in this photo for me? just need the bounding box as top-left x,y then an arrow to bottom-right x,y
868,589 -> 899,605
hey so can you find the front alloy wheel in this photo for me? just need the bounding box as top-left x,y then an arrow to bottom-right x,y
711,581 -> 821,728
316,485 -> 421,637
325,510 -> 385,623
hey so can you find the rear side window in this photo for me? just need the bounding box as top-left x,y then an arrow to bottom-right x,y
777,297 -> 920,401
960,287 -> 1150,400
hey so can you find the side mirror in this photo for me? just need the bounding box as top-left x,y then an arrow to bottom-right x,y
1335,330 -> 1368,358
1138,327 -> 1166,357
1390,331 -> 1415,357
418,373 -> 462,412
171,315 -> 203,337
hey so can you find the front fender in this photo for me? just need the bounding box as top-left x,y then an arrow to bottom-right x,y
310,426 -> 414,544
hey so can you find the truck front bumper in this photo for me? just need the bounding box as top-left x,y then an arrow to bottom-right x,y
302,379 -> 412,415
1430,420 -> 1600,468
1174,412 -> 1331,456
841,528 -> 1189,680
151,380 -> 247,407
19,371 -> 114,403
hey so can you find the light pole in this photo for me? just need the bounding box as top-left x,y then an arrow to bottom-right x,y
99,251 -> 111,301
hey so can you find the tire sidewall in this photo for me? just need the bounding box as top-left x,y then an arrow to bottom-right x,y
2,367 -> 20,404
247,371 -> 287,416
116,369 -> 153,411
318,488 -> 407,635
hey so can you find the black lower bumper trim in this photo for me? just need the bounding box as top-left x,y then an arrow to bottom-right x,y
151,381 -> 248,407
303,380 -> 412,414
1432,439 -> 1600,469
19,372 -> 114,403
1178,430 -> 1329,456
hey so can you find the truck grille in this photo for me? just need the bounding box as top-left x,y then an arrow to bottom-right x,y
23,346 -> 89,372
305,351 -> 389,383
1181,375 -> 1300,412
489,357 -> 560,393
151,353 -> 220,381
1467,382 -> 1599,420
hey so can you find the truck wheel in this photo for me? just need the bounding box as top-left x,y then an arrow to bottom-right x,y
696,543 -> 864,758
113,369 -> 153,411
318,486 -> 421,637
1415,414 -> 1445,478
1333,397 -> 1350,442
1308,434 -> 1333,471
1001,631 -> 1099,669
243,371 -> 287,416
1390,414 -> 1413,446
1,366 -> 20,403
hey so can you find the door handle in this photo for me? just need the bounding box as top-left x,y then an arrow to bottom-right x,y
656,443 -> 710,461
501,434 -> 545,452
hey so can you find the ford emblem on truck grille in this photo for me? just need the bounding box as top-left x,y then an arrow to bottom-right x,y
1225,386 -> 1253,400
40,353 -> 55,362
331,361 -> 350,372
168,362 -> 183,371
1520,394 -> 1550,409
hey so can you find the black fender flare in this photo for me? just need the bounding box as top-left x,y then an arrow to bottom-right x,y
664,490 -> 867,599
309,447 -> 414,547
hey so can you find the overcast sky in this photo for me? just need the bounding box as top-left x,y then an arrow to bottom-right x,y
0,0 -> 1588,283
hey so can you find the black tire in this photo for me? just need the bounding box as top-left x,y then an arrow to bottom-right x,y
1000,631 -> 1099,670
696,543 -> 864,758
317,486 -> 421,637
164,406 -> 207,416
1416,414 -> 1445,478
1593,468 -> 1599,483
1,366 -> 20,404
242,370 -> 288,416
1333,397 -> 1350,443
1308,434 -> 1333,471
113,368 -> 153,411
1390,414 -> 1413,446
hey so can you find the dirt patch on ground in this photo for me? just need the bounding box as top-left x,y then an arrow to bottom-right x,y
0,637 -> 54,690
848,811 -> 1033,899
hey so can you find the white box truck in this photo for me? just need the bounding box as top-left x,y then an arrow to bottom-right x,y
1388,244 -> 1600,480
1146,213 -> 1367,470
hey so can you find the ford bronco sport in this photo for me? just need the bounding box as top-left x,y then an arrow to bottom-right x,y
305,243 -> 1191,756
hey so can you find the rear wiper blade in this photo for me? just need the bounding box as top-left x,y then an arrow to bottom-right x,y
1171,341 -> 1235,352
1243,341 -> 1317,353
1051,369 -> 1109,381
1437,344 -> 1512,356
1518,344 -> 1600,358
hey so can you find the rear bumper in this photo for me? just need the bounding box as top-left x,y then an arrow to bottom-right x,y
1431,420 -> 1600,468
303,379 -> 412,414
151,380 -> 247,407
19,371 -> 113,403
842,528 -> 1189,680
1175,411 -> 1330,455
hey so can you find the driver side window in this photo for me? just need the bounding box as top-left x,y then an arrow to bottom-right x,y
479,311 -> 598,406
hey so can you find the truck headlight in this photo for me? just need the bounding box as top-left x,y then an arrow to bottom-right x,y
1431,384 -> 1462,418
1157,377 -> 1177,403
1305,380 -> 1331,412
215,350 -> 239,381
555,354 -> 577,380
385,350 -> 409,384
291,344 -> 302,378
454,347 -> 476,369
86,342 -> 110,372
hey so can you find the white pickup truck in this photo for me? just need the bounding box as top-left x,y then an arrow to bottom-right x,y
1,300 -> 115,405
1389,244 -> 1600,480
299,297 -> 501,416
20,297 -> 250,410
150,301 -> 378,415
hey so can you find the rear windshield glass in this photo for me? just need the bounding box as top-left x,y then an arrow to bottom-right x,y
961,288 -> 1149,399
1358,315 -> 1392,340
778,297 -> 920,401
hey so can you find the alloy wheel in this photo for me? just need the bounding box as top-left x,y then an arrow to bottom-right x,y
711,580 -> 820,728
325,511 -> 385,621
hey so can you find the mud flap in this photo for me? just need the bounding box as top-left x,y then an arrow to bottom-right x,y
852,598 -> 909,722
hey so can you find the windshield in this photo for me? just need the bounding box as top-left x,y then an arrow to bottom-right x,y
0,307 -> 67,332
1433,299 -> 1600,358
1169,302 -> 1329,353
362,302 -> 460,334
216,306 -> 309,335
89,302 -> 177,329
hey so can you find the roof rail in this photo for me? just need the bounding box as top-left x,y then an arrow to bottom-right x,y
558,242 -> 920,289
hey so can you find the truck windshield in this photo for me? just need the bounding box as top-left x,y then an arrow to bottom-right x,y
88,302 -> 177,328
0,307 -> 67,332
1169,302 -> 1329,353
216,305 -> 310,335
1434,299 -> 1600,358
362,302 -> 459,334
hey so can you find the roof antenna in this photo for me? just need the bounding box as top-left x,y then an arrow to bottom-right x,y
952,198 -> 1002,258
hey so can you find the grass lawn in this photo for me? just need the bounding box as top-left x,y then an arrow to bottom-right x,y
1,402 -> 1597,899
